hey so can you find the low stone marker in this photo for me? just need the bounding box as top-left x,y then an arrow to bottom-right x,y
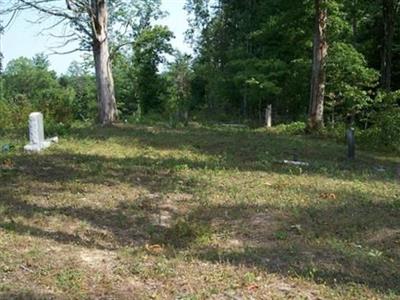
283,160 -> 309,167
24,112 -> 58,152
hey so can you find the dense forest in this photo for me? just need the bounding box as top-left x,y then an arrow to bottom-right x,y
1,2 -> 400,297
185,0 -> 400,137
0,0 -> 399,149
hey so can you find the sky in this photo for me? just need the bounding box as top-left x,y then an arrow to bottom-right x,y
1,0 -> 191,74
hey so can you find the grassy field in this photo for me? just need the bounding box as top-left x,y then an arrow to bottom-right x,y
0,123 -> 399,299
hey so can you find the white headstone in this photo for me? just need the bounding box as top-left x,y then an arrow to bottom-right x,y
265,105 -> 272,128
24,112 -> 57,152
29,112 -> 45,145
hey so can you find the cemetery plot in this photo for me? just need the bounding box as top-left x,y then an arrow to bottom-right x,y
0,124 -> 399,299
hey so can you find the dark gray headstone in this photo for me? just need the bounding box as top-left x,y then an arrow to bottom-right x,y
346,128 -> 355,160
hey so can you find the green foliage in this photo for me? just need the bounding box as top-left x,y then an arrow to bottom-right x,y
326,42 -> 379,122
185,0 -> 400,128
45,119 -> 72,137
185,0 -> 314,121
1,55 -> 77,131
132,25 -> 174,115
370,97 -> 400,151
4,56 -> 58,101
1,0 -> 400,151
113,54 -> 136,117
156,218 -> 212,248
343,90 -> 400,152
0,100 -> 15,130
164,53 -> 193,127
60,61 -> 97,122
0,97 -> 33,130
270,122 -> 306,136
56,268 -> 83,293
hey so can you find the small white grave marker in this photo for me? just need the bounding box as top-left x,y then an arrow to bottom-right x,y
265,104 -> 272,128
24,112 -> 58,152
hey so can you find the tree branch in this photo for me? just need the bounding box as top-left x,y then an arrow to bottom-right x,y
19,0 -> 92,38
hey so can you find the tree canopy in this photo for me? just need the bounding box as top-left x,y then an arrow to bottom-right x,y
1,0 -> 400,148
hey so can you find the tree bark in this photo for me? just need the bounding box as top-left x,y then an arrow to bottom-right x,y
91,0 -> 117,125
381,0 -> 395,90
308,0 -> 328,131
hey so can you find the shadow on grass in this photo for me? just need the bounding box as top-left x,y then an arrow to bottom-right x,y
1,180 -> 399,294
183,189 -> 400,294
0,291 -> 57,300
0,124 -> 399,295
66,124 -> 399,183
0,187 -> 199,250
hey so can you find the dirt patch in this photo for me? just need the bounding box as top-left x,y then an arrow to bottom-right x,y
166,192 -> 194,202
80,249 -> 116,270
234,212 -> 283,246
144,192 -> 189,228
117,277 -> 165,299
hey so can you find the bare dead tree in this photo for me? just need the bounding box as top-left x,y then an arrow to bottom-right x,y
1,0 -> 118,124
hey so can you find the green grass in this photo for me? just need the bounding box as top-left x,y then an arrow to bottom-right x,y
0,123 -> 399,299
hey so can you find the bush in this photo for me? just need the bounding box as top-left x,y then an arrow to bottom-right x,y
40,87 -> 75,125
0,100 -> 14,130
270,122 -> 306,135
44,119 -> 72,137
0,98 -> 33,130
370,108 -> 400,152
319,123 -> 347,142
0,94 -> 75,137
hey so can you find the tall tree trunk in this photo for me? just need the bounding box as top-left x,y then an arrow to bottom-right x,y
381,0 -> 395,90
351,0 -> 358,37
93,39 -> 117,125
308,0 -> 328,131
92,0 -> 117,125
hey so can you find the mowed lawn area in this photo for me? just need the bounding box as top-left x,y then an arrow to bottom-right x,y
0,124 -> 399,299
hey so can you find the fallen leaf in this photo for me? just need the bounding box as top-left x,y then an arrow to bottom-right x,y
247,284 -> 259,291
145,244 -> 164,254
1,159 -> 15,170
319,193 -> 337,200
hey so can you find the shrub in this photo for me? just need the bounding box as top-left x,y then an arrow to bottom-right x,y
44,119 -> 72,137
0,97 -> 33,130
0,100 -> 14,130
370,108 -> 400,152
270,122 -> 306,135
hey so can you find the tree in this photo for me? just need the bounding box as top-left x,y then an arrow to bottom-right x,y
381,0 -> 400,90
90,1 -> 117,124
186,0 -> 314,121
2,0 -> 119,124
325,42 -> 379,126
132,25 -> 174,115
308,0 -> 328,131
112,53 -> 137,116
165,53 -> 193,126
3,55 -> 76,125
60,61 -> 97,121
4,56 -> 58,100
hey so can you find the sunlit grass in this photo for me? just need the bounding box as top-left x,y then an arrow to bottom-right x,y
0,123 -> 399,299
